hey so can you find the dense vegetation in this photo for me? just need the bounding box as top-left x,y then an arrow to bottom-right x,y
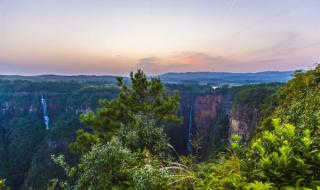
232,83 -> 281,109
160,71 -> 293,85
0,71 -> 292,85
17,67 -> 309,190
1,66 -> 320,189
0,75 -> 217,189
190,67 -> 320,189
0,81 -> 120,189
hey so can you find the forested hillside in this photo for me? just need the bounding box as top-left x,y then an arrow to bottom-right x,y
0,78 -> 230,189
1,67 -> 320,189
0,81 -> 120,189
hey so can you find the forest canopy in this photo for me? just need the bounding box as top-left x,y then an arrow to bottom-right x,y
46,67 -> 320,190
1,67 -> 320,190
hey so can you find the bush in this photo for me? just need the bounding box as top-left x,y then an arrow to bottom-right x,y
54,137 -> 175,190
241,119 -> 320,188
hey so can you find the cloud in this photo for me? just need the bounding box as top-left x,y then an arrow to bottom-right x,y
137,57 -> 159,67
135,56 -> 186,74
173,52 -> 226,65
135,52 -> 233,74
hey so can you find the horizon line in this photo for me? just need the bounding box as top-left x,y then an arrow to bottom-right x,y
0,69 -> 298,77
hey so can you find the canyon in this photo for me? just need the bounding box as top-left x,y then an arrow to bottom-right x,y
0,80 -> 275,189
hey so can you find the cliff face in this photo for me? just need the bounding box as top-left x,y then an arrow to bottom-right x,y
227,83 -> 281,142
166,92 -> 192,154
0,81 -> 269,189
193,95 -> 222,142
229,104 -> 259,141
166,93 -> 226,155
0,82 -> 119,190
193,94 -> 229,157
184,91 -> 262,156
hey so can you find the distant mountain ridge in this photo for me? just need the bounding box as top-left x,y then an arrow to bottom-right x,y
0,71 -> 295,85
0,74 -> 120,83
159,71 -> 294,84
161,71 -> 293,75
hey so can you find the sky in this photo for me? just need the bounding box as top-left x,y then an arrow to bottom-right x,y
0,0 -> 320,75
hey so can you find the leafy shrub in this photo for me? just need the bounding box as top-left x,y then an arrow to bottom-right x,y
0,180 -> 4,189
240,119 -> 320,188
118,116 -> 170,158
194,156 -> 245,189
53,137 -> 174,190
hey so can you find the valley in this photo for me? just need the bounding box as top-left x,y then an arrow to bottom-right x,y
0,74 -> 285,189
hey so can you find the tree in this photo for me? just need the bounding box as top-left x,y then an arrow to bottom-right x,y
0,179 -> 8,190
53,137 -> 174,190
236,66 -> 320,188
179,65 -> 320,190
52,70 -> 183,189
70,70 -> 182,154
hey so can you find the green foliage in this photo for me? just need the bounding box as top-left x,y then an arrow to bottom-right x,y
118,116 -> 170,157
7,66 -> 320,189
0,79 -> 120,189
71,69 -> 182,153
7,115 -> 47,189
241,119 -> 320,188
178,66 -> 320,190
177,154 -> 275,190
233,83 -> 281,109
194,156 -> 246,189
131,154 -> 171,190
276,65 -> 320,128
178,116 -> 319,189
236,66 -> 320,188
231,83 -> 282,133
206,105 -> 230,159
52,70 -> 182,189
0,179 -> 7,190
53,138 -> 172,190
71,138 -> 137,189
23,113 -> 83,190
244,181 -> 274,190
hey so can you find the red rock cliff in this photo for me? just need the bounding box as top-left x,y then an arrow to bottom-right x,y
193,94 -> 222,141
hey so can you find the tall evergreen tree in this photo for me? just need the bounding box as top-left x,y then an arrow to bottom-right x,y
52,70 -> 183,189
71,69 -> 182,153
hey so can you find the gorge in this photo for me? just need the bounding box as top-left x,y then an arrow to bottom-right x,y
0,78 -> 282,189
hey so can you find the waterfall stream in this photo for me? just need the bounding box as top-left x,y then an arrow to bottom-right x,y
187,105 -> 193,153
41,96 -> 50,130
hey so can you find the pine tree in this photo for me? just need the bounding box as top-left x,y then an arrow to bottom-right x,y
70,69 -> 182,153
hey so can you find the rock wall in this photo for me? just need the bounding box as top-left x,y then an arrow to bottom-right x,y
229,104 -> 259,141
166,93 -> 226,155
166,93 -> 192,154
193,95 -> 222,142
183,91 -> 261,156
0,90 -> 112,190
0,82 -> 264,188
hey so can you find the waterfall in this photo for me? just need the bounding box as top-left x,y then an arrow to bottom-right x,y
41,96 -> 50,130
187,105 -> 193,153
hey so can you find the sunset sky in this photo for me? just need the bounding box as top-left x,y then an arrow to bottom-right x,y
0,0 -> 320,75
